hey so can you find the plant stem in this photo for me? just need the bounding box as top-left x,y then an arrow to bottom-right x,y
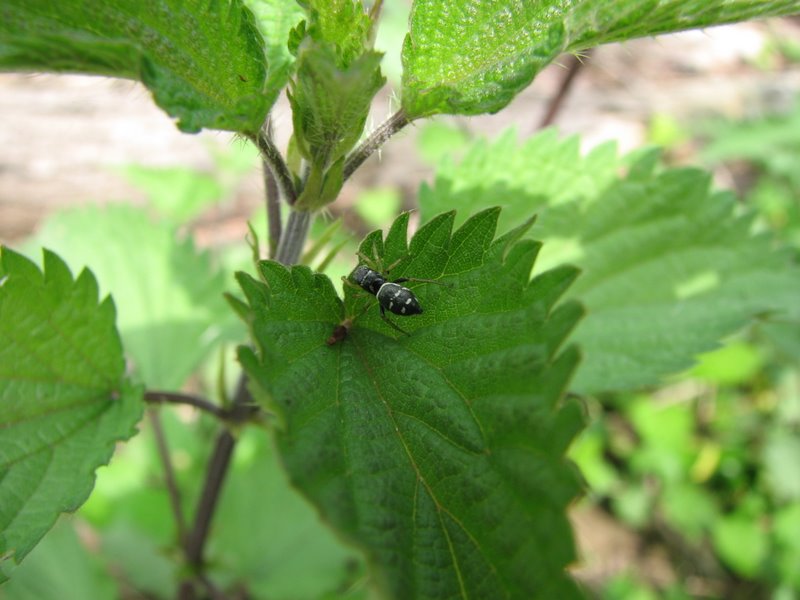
275,209 -> 312,265
249,129 -> 298,206
344,108 -> 410,181
261,120 -> 282,259
145,390 -> 228,419
178,120 -> 313,597
148,409 -> 188,543
539,50 -> 593,129
183,377 -> 255,571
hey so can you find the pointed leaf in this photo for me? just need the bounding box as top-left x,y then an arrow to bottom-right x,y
237,209 -> 585,599
402,0 -> 800,118
1,0 -> 271,133
0,248 -> 142,582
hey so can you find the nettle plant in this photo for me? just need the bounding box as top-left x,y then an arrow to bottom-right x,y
2,1 -> 800,598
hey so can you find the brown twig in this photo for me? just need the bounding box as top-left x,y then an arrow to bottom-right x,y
148,409 -> 188,543
181,377 -> 256,591
539,50 -> 593,129
144,390 -> 227,420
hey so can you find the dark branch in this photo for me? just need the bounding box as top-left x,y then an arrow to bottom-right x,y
144,391 -> 227,420
274,209 -> 311,266
539,50 -> 593,129
182,376 -> 257,575
148,409 -> 188,543
344,109 -> 410,181
248,130 -> 298,205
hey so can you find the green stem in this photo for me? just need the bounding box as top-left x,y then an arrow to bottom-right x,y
261,120 -> 282,259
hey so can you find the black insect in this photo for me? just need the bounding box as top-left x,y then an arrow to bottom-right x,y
345,258 -> 444,335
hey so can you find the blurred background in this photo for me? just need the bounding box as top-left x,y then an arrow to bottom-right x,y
1,5 -> 799,599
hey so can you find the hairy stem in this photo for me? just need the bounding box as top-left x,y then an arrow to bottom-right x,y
249,130 -> 298,206
344,109 -> 410,181
275,209 -> 312,265
262,121 -> 282,258
539,50 -> 593,128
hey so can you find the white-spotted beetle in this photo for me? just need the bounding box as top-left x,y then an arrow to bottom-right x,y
345,255 -> 445,335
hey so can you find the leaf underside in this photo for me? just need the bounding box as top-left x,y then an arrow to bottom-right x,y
236,209 -> 585,599
0,248 -> 142,582
401,0 -> 800,118
419,129 -> 800,394
1,0 -> 270,133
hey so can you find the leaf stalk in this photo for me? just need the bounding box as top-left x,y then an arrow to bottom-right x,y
344,108 -> 410,180
249,129 -> 298,206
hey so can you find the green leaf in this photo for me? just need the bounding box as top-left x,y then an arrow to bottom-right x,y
712,512 -> 769,578
691,341 -> 764,386
701,104 -> 800,188
0,248 -> 143,582
420,129 -> 800,394
290,43 -> 385,209
246,0 -> 307,107
287,0 -> 385,209
660,483 -> 718,540
761,430 -> 800,502
29,204 -> 237,389
1,0 -> 271,133
401,0 -> 800,118
297,0 -> 375,66
0,518 -> 118,600
420,128 -> 620,234
562,1 -> 800,51
236,209 -> 585,599
773,503 -> 800,588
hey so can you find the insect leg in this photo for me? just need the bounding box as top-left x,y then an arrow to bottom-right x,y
380,305 -> 410,336
393,276 -> 452,287
341,275 -> 365,291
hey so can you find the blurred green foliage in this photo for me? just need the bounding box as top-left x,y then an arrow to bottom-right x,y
570,94 -> 800,599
